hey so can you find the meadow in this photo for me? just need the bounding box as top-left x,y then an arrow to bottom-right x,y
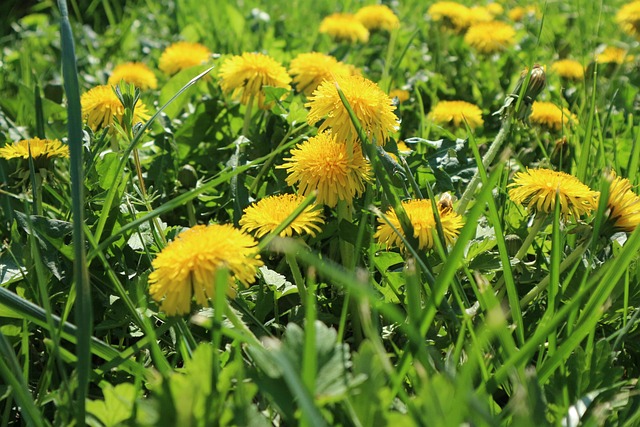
1,0 -> 640,425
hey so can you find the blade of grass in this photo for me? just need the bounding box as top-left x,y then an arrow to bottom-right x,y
57,1 -> 91,424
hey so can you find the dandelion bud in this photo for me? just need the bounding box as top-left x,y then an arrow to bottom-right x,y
495,64 -> 546,122
178,164 -> 198,189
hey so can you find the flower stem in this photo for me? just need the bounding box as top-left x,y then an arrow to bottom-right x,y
514,214 -> 548,262
457,118 -> 512,215
242,95 -> 255,138
286,251 -> 307,307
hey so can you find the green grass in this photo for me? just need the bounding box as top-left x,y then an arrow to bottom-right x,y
1,0 -> 640,425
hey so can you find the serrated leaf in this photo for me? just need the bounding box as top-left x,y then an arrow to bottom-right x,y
86,382 -> 137,427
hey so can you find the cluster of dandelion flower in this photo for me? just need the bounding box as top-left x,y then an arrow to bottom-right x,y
240,193 -> 325,238
529,101 -> 578,131
319,13 -> 370,43
354,4 -> 400,32
81,85 -> 150,132
429,100 -> 484,130
278,131 -> 373,208
604,171 -> 640,233
218,52 -> 291,109
305,74 -> 399,146
289,52 -> 354,96
158,41 -> 212,76
508,168 -> 599,220
427,2 -> 504,32
0,137 -> 69,162
616,1 -> 640,37
148,224 -> 263,316
550,59 -> 585,81
375,197 -> 464,252
108,62 -> 158,90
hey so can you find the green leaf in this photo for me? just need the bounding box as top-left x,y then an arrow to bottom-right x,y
86,382 -> 137,427
159,64 -> 211,119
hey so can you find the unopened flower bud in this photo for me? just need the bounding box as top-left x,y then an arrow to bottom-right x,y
178,164 -> 198,189
495,64 -> 546,122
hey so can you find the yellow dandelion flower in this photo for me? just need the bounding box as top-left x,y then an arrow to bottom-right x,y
428,2 -> 471,32
108,62 -> 158,90
289,52 -> 354,96
595,46 -> 632,64
486,3 -> 504,16
218,52 -> 291,109
319,13 -> 370,43
375,198 -> 464,252
550,59 -> 585,81
306,74 -> 399,146
0,138 -> 69,161
396,140 -> 412,155
389,89 -> 410,103
240,193 -> 325,238
464,21 -> 516,54
529,101 -> 577,131
508,6 -> 539,22
148,224 -> 263,316
429,100 -> 484,130
616,1 -> 640,37
278,131 -> 373,207
605,171 -> 640,233
468,6 -> 495,25
508,168 -> 599,219
81,85 -> 150,132
355,4 -> 400,32
158,41 -> 211,76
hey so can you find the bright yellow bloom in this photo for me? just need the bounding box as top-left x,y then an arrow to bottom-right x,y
158,41 -> 211,76
108,62 -> 158,90
240,193 -> 325,238
429,100 -> 484,130
306,74 -> 399,145
468,6 -> 495,25
605,171 -> 640,233
508,168 -> 599,219
148,224 -> 263,316
218,52 -> 291,109
389,89 -> 410,103
486,3 -> 504,16
550,59 -> 585,81
375,197 -> 464,252
81,85 -> 150,132
289,52 -> 354,96
464,21 -> 516,53
278,131 -> 373,207
595,46 -> 632,64
529,101 -> 577,131
319,13 -> 370,43
355,4 -> 400,32
508,6 -> 539,22
616,1 -> 640,37
396,140 -> 412,155
0,137 -> 69,161
428,2 -> 471,32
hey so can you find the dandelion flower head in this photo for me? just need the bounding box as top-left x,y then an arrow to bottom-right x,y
389,89 -> 410,103
485,3 -> 504,16
508,168 -> 599,219
0,138 -> 69,161
81,85 -> 150,132
550,59 -> 585,81
605,171 -> 640,233
595,46 -> 632,64
148,224 -> 263,316
616,1 -> 640,37
319,13 -> 370,43
240,194 -> 325,238
375,198 -> 464,252
278,131 -> 373,207
464,21 -> 516,53
355,4 -> 400,32
219,52 -> 291,109
289,52 -> 354,96
306,74 -> 399,145
427,2 -> 471,32
468,6 -> 495,25
158,41 -> 211,76
429,100 -> 484,130
529,101 -> 577,131
108,62 -> 158,90
508,6 -> 539,22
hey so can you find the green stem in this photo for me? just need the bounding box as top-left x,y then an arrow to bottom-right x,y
457,119 -> 512,214
336,200 -> 362,344
186,199 -> 197,227
242,95 -> 255,138
286,251 -> 307,307
514,214 -> 548,261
